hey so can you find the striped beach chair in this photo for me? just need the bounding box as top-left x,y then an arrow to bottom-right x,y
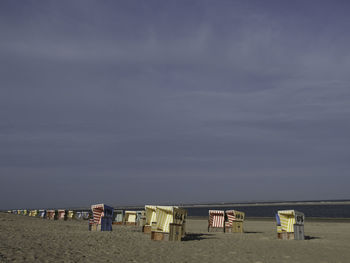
155,206 -> 187,234
208,210 -> 225,232
57,209 -> 65,220
90,204 -> 113,231
29,210 -> 38,217
276,210 -> 305,240
144,205 -> 157,233
46,210 -> 55,220
149,206 -> 187,241
145,205 -> 157,226
38,210 -> 46,218
225,210 -> 245,233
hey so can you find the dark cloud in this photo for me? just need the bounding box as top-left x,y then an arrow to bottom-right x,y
1,0 -> 350,209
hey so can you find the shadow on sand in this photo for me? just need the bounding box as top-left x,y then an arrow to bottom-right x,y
305,235 -> 320,240
182,233 -> 217,241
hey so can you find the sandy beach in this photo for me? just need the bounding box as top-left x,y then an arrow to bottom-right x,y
1,212 -> 350,263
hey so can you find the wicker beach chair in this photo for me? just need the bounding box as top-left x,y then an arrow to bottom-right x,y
276,210 -> 305,240
90,204 -> 114,231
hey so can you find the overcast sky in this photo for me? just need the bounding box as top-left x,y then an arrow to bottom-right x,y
1,0 -> 350,209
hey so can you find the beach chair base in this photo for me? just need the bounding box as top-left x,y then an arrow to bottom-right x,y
151,231 -> 169,241
169,223 -> 182,241
232,221 -> 244,233
277,232 -> 294,240
294,224 -> 305,240
225,226 -> 232,233
208,227 -> 225,232
143,225 -> 152,234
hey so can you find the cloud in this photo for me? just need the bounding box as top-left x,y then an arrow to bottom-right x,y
1,0 -> 350,208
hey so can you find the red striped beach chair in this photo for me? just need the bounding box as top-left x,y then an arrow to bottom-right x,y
90,204 -> 113,231
46,210 -> 55,220
57,209 -> 65,220
208,210 -> 225,232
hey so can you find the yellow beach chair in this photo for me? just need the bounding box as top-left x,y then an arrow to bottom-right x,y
124,211 -> 137,225
276,210 -> 305,240
66,210 -> 74,220
29,210 -> 38,217
155,206 -> 187,234
143,206 -> 157,233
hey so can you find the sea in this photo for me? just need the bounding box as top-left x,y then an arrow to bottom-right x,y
183,204 -> 350,218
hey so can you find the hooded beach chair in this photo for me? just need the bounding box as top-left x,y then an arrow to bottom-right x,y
144,205 -> 157,233
155,206 -> 187,233
57,209 -> 65,220
208,210 -> 225,232
124,211 -> 137,225
225,210 -> 245,233
29,210 -> 38,217
38,210 -> 46,218
90,204 -> 114,231
75,211 -> 82,219
82,211 -> 90,220
46,210 -> 55,220
276,210 -> 305,240
145,206 -> 157,226
113,210 -> 123,225
64,210 -> 74,220
150,206 -> 187,241
136,210 -> 145,226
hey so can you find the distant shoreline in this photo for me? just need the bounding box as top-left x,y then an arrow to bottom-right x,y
181,200 -> 350,208
3,200 -> 350,211
187,216 -> 350,222
116,200 -> 350,210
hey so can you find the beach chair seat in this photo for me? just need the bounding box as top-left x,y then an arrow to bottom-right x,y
208,210 -> 225,232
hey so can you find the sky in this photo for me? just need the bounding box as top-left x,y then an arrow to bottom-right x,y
1,0 -> 350,209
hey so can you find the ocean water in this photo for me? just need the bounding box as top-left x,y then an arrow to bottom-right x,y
184,204 -> 350,218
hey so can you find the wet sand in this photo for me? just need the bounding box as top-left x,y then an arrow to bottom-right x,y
1,212 -> 350,262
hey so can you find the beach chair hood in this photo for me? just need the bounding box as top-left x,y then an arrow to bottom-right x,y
277,210 -> 305,232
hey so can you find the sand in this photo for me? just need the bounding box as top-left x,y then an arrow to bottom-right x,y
1,213 -> 350,262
